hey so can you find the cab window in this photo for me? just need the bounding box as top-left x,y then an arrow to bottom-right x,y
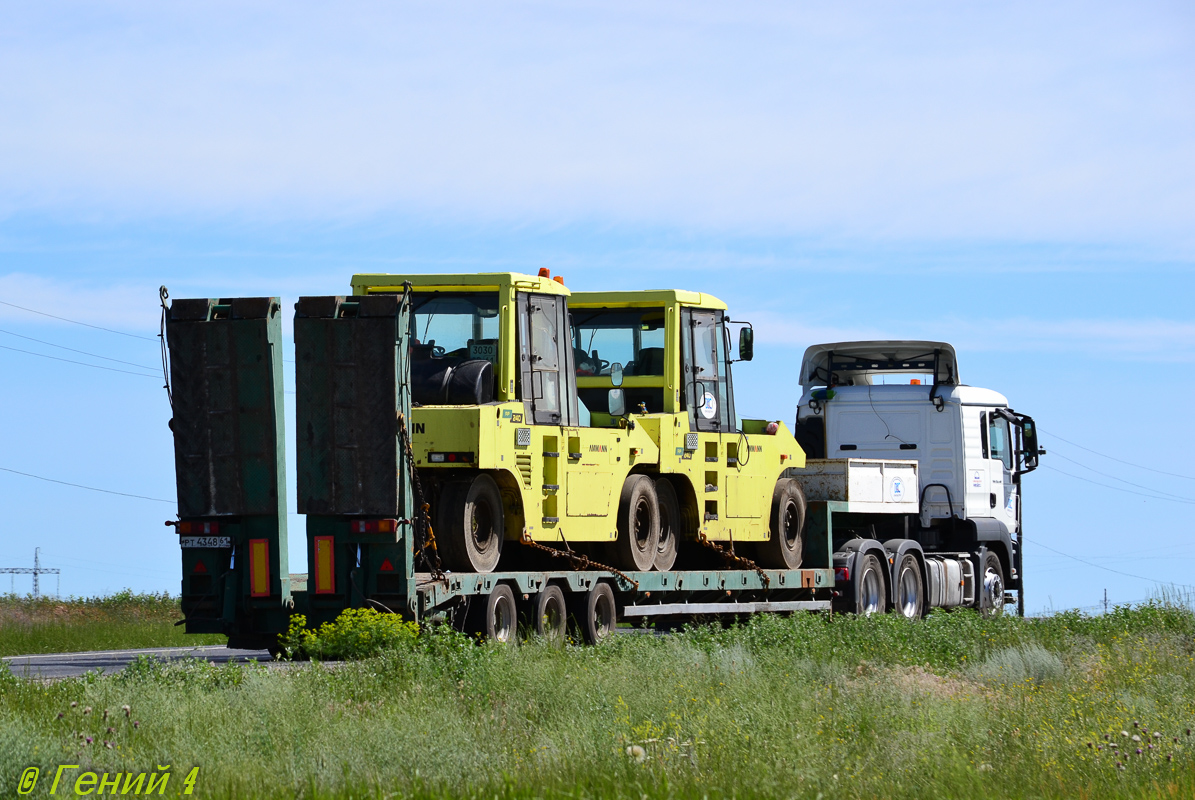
989,415 -> 1013,470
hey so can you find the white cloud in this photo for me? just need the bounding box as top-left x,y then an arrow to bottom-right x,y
0,1 -> 1192,244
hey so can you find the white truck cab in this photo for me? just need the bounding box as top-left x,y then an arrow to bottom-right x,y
791,341 -> 1041,615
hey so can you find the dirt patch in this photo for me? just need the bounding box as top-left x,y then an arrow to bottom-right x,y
849,662 -> 986,699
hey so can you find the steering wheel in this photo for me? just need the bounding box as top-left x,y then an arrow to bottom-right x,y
432,345 -> 446,358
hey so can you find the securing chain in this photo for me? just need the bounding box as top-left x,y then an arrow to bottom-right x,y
696,532 -> 770,590
519,532 -> 639,591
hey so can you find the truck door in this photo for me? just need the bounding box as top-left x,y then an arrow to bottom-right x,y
962,406 -> 990,518
517,293 -> 578,427
987,412 -> 1017,531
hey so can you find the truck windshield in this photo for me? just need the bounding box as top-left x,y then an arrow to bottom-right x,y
410,292 -> 501,362
571,309 -> 666,376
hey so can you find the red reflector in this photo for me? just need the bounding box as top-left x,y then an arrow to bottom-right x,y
834,567 -> 850,583
379,558 -> 394,572
448,453 -> 456,462
193,560 -> 207,574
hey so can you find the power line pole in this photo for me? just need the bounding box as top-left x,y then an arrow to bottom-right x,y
0,548 -> 60,599
1103,588 -> 1108,615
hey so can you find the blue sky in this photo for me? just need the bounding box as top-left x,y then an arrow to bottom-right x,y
1,1 -> 1192,611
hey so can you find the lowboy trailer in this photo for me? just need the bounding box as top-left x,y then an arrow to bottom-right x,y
162,275 -> 1039,648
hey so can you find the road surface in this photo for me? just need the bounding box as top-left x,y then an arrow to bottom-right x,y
3,645 -> 272,680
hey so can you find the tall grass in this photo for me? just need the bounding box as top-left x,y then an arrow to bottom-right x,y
1,601 -> 1193,798
0,590 -> 224,656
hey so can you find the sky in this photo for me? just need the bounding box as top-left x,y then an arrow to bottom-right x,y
1,1 -> 1193,613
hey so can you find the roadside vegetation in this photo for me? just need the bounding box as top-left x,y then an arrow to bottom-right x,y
3,599 -> 1194,798
0,591 -> 224,656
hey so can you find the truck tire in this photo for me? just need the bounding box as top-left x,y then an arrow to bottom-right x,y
572,582 -> 617,644
465,584 -> 517,643
609,475 -> 660,572
756,479 -> 806,570
893,554 -> 924,620
855,553 -> 887,615
979,551 -> 1005,617
438,474 -> 504,573
653,478 -> 680,572
533,585 -> 567,644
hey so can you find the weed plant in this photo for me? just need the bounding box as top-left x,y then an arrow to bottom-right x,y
0,590 -> 223,656
0,602 -> 1192,799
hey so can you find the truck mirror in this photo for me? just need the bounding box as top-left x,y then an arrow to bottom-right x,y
610,362 -> 624,387
738,327 -> 754,361
1021,418 -> 1039,468
608,388 -> 626,417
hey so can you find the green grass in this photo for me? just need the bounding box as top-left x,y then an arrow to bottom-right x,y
2,601 -> 1194,798
0,591 -> 224,656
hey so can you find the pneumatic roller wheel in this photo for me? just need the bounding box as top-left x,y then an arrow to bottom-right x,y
653,478 -> 681,572
608,474 -> 660,572
755,479 -> 806,570
893,554 -> 925,620
437,474 -> 504,573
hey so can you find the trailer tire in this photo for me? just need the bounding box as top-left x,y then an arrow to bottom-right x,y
653,478 -> 680,572
893,554 -> 924,620
979,551 -> 1005,617
533,585 -> 568,644
438,474 -> 504,573
573,582 -> 617,644
609,475 -> 660,572
465,584 -> 517,643
756,479 -> 805,570
855,553 -> 887,615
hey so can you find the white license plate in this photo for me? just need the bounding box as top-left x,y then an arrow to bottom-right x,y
181,536 -> 231,549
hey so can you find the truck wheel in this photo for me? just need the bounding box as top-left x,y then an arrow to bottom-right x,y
893,554 -> 924,620
533,585 -> 567,644
438,474 -> 504,573
573,582 -> 617,644
609,475 -> 660,572
979,551 -> 1005,616
856,553 -> 887,615
756,479 -> 806,569
653,478 -> 680,572
465,584 -> 517,643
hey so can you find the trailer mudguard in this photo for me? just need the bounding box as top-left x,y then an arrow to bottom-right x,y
165,296 -> 290,643
832,538 -> 890,608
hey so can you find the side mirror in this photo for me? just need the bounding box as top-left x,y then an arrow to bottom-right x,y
609,362 -> 624,387
1021,418 -> 1040,469
608,388 -> 626,417
738,327 -> 754,361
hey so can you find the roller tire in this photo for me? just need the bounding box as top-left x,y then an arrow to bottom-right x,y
755,479 -> 806,570
438,474 -> 504,573
653,478 -> 680,572
608,475 -> 660,572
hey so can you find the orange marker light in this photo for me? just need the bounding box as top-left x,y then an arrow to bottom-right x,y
538,268 -> 551,278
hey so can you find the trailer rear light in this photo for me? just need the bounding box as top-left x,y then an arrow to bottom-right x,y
349,519 -> 399,534
177,521 -> 220,535
248,539 -> 270,597
313,536 -> 335,594
834,567 -> 850,583
428,452 -> 474,463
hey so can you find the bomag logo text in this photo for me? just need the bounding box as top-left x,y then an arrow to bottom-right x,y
588,444 -> 608,452
413,423 -> 426,434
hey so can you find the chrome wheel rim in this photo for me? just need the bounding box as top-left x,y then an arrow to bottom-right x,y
859,567 -> 883,615
983,568 -> 1005,614
897,567 -> 920,619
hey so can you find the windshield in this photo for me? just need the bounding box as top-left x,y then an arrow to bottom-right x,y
410,292 -> 500,362
571,309 -> 666,376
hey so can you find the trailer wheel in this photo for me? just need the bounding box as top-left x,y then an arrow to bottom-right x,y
438,474 -> 504,573
893,554 -> 924,620
856,553 -> 887,615
609,475 -> 660,572
466,584 -> 517,643
653,478 -> 680,572
574,582 -> 617,644
756,479 -> 806,570
533,585 -> 568,644
979,551 -> 1005,617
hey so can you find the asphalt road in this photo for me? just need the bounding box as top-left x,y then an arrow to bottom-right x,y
3,645 -> 273,680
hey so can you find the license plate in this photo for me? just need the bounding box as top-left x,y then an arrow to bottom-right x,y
181,536 -> 231,549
